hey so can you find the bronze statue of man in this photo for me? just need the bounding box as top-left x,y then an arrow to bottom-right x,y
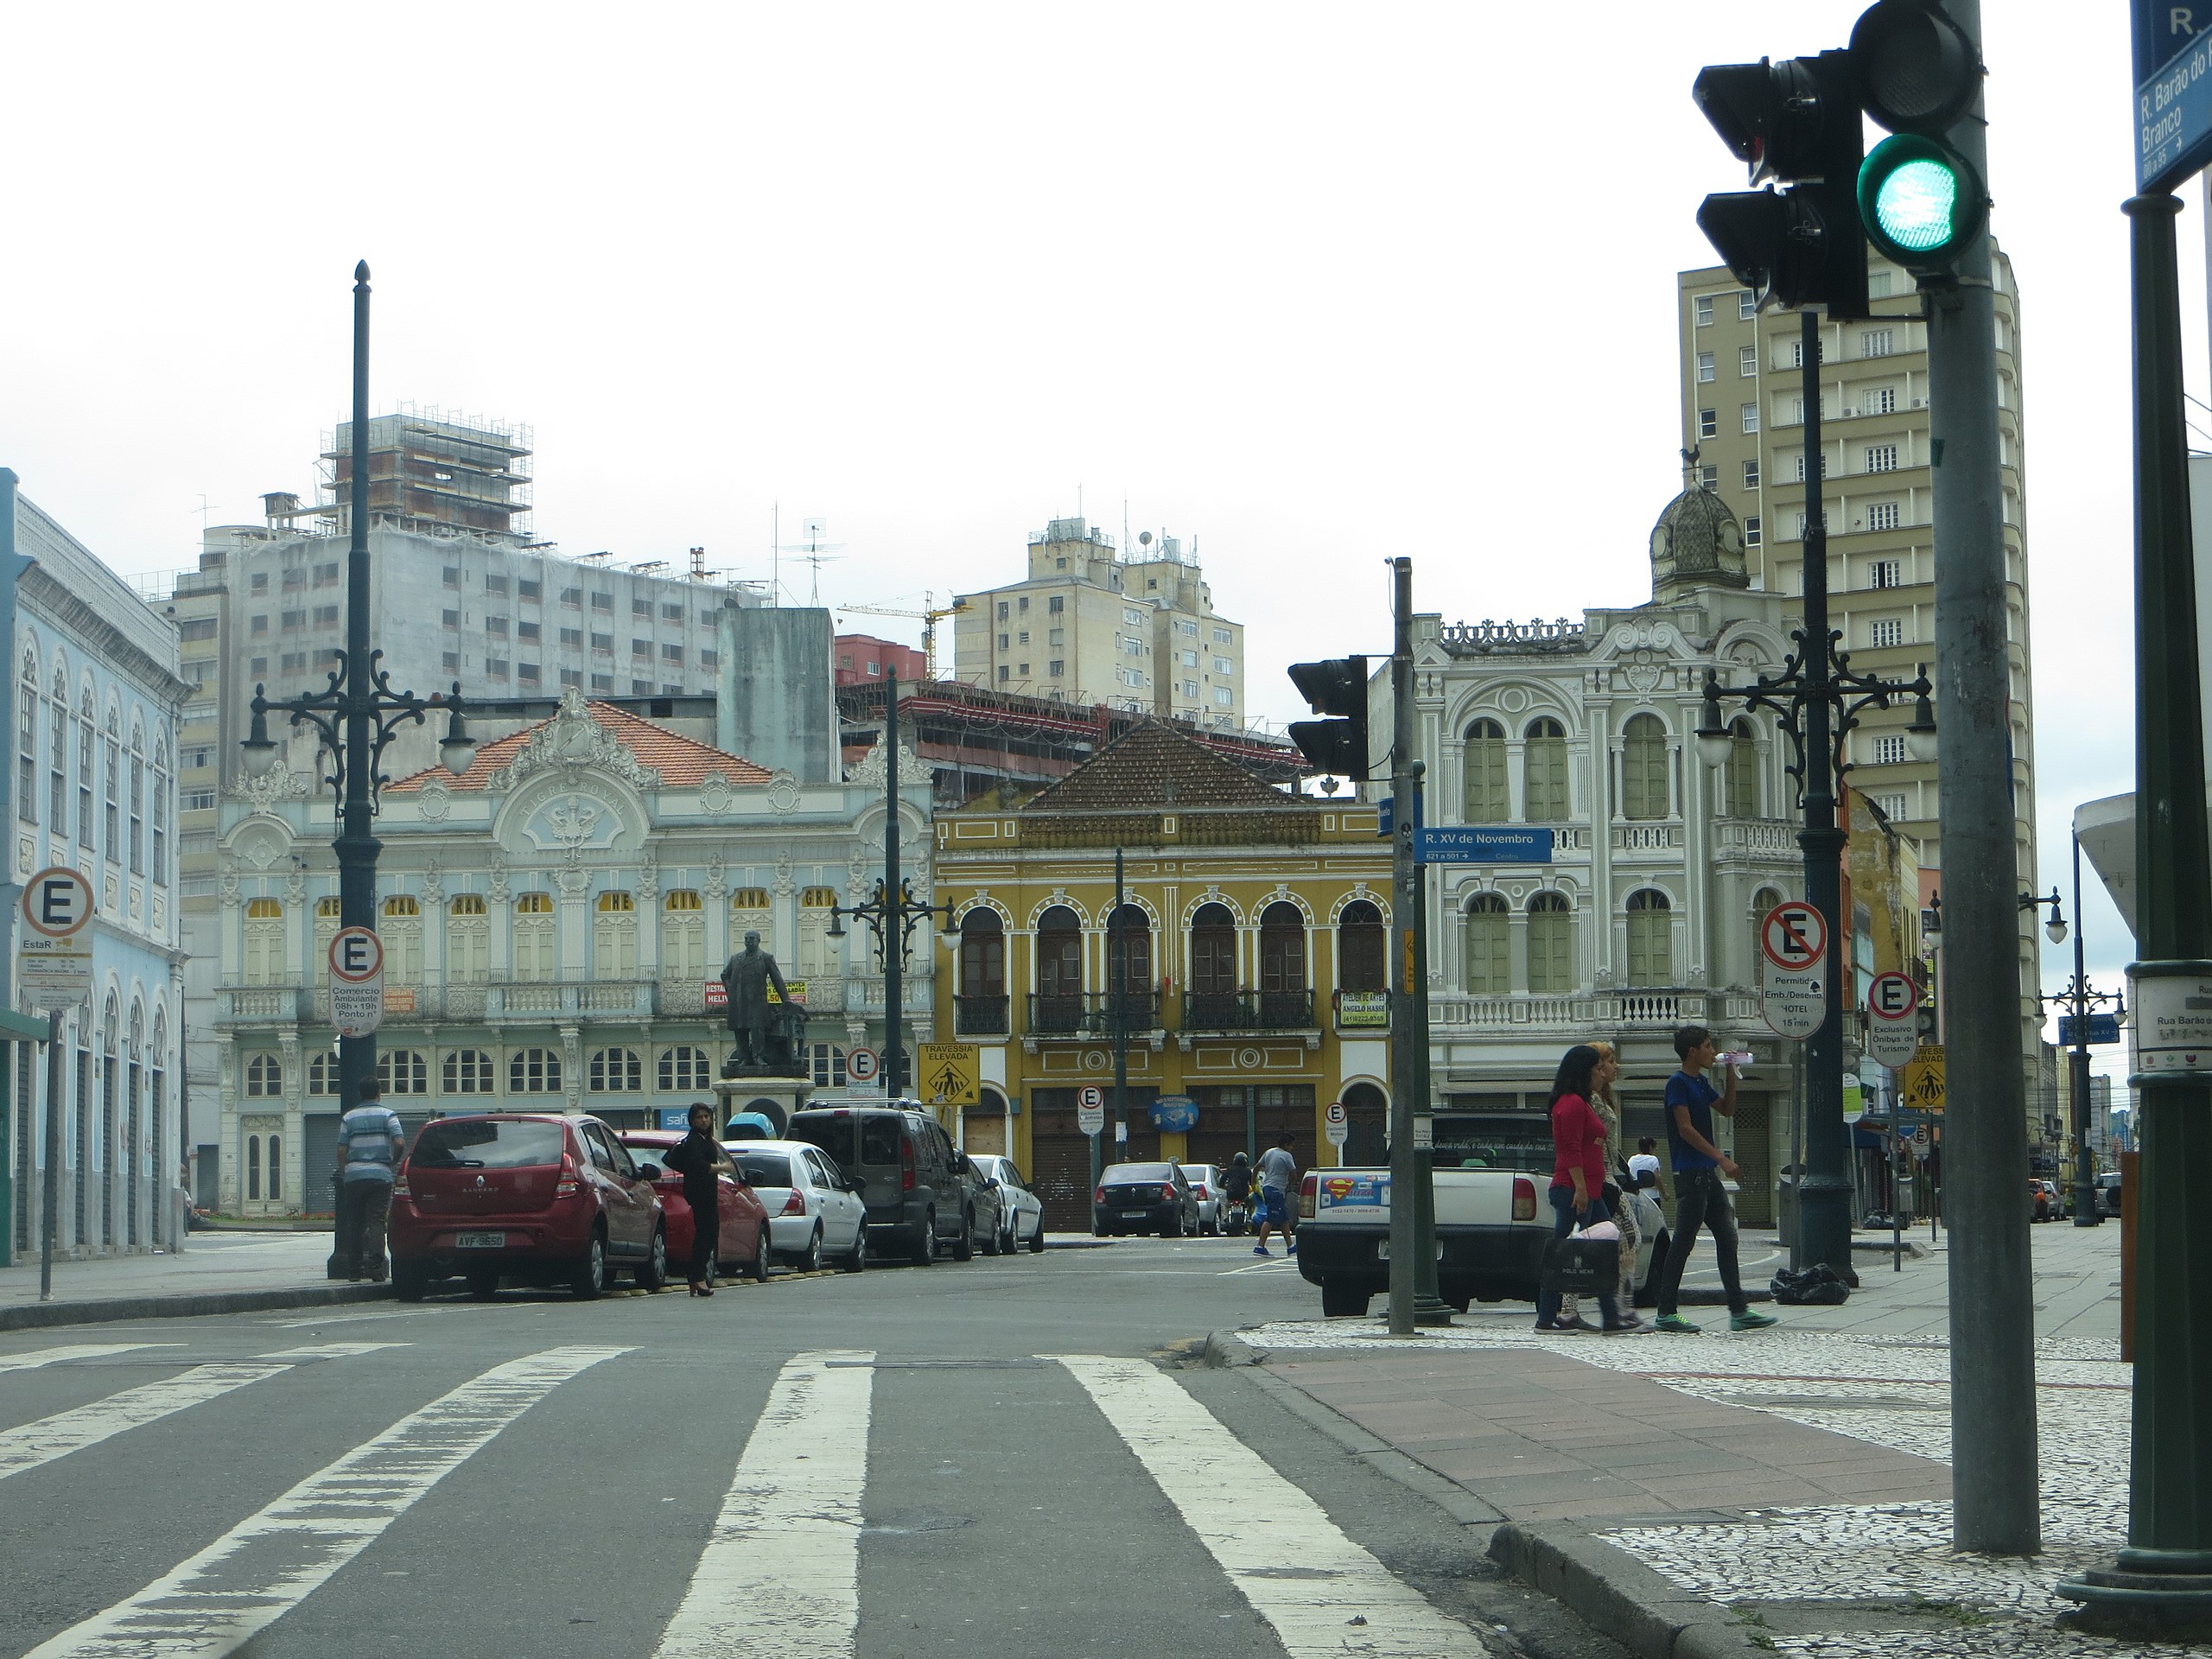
719,930 -> 791,1071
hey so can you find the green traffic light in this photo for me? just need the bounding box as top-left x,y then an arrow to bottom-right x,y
1858,134 -> 1986,270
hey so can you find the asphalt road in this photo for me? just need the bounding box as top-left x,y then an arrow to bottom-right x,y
0,1237 -> 1632,1659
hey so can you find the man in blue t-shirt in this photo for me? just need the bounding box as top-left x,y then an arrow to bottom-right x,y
334,1081 -> 406,1282
1650,1026 -> 1776,1334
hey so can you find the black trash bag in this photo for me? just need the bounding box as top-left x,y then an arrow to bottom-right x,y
1770,1263 -> 1852,1306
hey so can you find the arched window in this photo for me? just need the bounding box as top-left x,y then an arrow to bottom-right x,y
1106,903 -> 1152,998
1623,714 -> 1670,821
76,690 -> 95,849
957,909 -> 1007,1036
808,1043 -> 848,1088
1529,892 -> 1573,995
267,1135 -> 283,1204
662,889 -> 704,979
127,721 -> 145,875
1725,719 -> 1759,819
1626,889 -> 1673,986
1259,900 -> 1307,1025
245,1052 -> 283,1096
1464,893 -> 1509,995
312,895 -> 342,976
731,886 -> 773,952
149,1008 -> 168,1244
1524,717 -> 1569,822
510,1048 -> 563,1094
797,886 -> 839,977
1034,906 -> 1084,1033
102,706 -> 119,863
1338,899 -> 1386,994
443,1049 -> 494,1094
448,893 -> 489,984
589,1047 -> 643,1092
513,892 -> 556,982
48,669 -> 68,831
1188,901 -> 1238,1026
150,736 -> 169,883
16,650 -> 35,825
594,890 -> 638,978
1463,718 -> 1508,822
307,1052 -> 339,1096
246,1133 -> 261,1201
379,1049 -> 428,1096
243,898 -> 285,985
659,1045 -> 713,1092
381,895 -> 422,985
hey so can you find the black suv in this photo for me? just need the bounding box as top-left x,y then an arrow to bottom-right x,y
787,1104 -> 985,1265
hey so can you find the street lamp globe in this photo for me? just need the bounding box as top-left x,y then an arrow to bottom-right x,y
240,693 -> 279,779
437,687 -> 477,777
2047,914 -> 2069,945
1694,672 -> 1734,769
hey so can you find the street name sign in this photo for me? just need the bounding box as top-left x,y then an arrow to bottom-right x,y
2136,0 -> 2212,190
1415,825 -> 1554,865
1758,899 -> 1828,1039
328,925 -> 385,1039
1865,971 -> 1922,1069
2057,1012 -> 2123,1048
844,1046 -> 880,1084
1324,1099 -> 1350,1148
1077,1084 -> 1104,1135
17,866 -> 93,1010
2126,959 -> 2212,1080
916,1042 -> 978,1105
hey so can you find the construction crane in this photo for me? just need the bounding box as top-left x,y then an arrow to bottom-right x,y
836,594 -> 968,680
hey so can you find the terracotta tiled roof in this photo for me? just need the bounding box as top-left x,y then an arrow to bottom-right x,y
1020,720 -> 1297,813
388,701 -> 773,792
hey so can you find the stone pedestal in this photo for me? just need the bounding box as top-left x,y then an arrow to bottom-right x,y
713,1074 -> 815,1136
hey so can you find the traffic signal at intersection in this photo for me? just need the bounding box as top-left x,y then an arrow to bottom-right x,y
1287,657 -> 1370,783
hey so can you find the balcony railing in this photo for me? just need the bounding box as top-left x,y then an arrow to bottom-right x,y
1428,988 -> 1765,1032
955,995 -> 1011,1037
1179,988 -> 1316,1033
1027,991 -> 1162,1036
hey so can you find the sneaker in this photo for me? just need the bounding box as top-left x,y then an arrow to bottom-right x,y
1286,1240 -> 1297,1255
1730,1311 -> 1778,1332
1252,1245 -> 1271,1257
1654,1313 -> 1702,1334
1560,1314 -> 1602,1333
1603,1317 -> 1653,1335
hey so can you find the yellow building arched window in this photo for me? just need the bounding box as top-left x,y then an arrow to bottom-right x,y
594,890 -> 638,978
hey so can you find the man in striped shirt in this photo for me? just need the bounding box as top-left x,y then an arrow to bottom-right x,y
334,1080 -> 406,1281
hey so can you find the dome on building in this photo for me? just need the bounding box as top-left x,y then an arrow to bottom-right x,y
1649,477 -> 1749,601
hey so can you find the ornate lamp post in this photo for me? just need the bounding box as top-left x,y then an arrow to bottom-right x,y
239,264 -> 476,1132
2040,831 -> 2122,1227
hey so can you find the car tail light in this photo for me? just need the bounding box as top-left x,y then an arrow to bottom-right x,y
901,1139 -> 917,1192
1193,1184 -> 1209,1198
782,1189 -> 807,1216
1095,1185 -> 1107,1205
1162,1182 -> 1176,1200
391,1166 -> 410,1201
1299,1172 -> 1318,1220
1512,1176 -> 1537,1222
555,1153 -> 581,1199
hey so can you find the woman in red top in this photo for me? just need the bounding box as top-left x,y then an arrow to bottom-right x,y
1534,1044 -> 1643,1334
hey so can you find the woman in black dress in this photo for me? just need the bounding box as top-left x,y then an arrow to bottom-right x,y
662,1103 -> 724,1296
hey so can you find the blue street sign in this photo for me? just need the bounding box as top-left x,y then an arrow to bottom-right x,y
1415,825 -> 1554,865
2058,1012 -> 2123,1047
1376,786 -> 1422,837
2136,1 -> 2212,191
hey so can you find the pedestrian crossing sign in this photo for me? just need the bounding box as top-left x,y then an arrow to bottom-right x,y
1901,1047 -> 1946,1112
916,1042 -> 978,1106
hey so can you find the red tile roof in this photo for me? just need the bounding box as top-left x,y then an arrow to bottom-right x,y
1021,720 -> 1297,813
387,702 -> 773,792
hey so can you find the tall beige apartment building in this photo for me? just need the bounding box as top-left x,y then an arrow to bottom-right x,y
1675,245 -> 2045,1090
951,516 -> 1246,728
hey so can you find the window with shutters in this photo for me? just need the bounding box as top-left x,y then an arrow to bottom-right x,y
16,656 -> 35,823
243,898 -> 285,985
312,895 -> 342,977
662,890 -> 704,979
1462,719 -> 1508,821
594,891 -> 638,977
1464,893 -> 1509,995
1337,899 -> 1385,993
381,896 -> 422,984
1626,890 -> 1673,986
797,887 -> 838,977
1528,893 -> 1573,994
1726,720 -> 1759,819
448,894 -> 489,983
1036,906 -> 1083,1001
1523,718 -> 1568,822
513,893 -> 557,982
1188,903 -> 1237,1024
48,671 -> 67,830
1622,715 -> 1669,821
730,887 -> 773,956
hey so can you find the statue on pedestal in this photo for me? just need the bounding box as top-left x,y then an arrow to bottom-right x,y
720,931 -> 804,1076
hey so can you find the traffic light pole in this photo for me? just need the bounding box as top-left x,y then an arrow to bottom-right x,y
1920,0 -> 2040,1559
1386,556 -> 1419,1338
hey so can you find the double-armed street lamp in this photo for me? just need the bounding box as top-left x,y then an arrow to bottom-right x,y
2039,832 -> 2123,1229
240,264 -> 476,1129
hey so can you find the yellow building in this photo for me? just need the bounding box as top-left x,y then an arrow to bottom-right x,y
931,723 -> 1393,1230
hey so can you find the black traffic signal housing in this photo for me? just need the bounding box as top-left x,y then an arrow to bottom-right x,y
1848,1 -> 1987,277
1287,657 -> 1370,783
1693,48 -> 1868,318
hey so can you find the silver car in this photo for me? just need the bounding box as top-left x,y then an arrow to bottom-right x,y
1179,1164 -> 1225,1236
968,1154 -> 1046,1254
728,1140 -> 869,1273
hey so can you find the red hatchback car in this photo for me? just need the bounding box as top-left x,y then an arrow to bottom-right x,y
389,1113 -> 667,1300
618,1131 -> 772,1282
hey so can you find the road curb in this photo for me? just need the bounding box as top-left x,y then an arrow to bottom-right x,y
1488,1521 -> 1770,1659
0,1282 -> 394,1332
1202,1329 -> 1262,1368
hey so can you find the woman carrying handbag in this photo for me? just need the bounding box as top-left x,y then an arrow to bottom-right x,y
1558,1039 -> 1642,1328
1533,1044 -> 1649,1335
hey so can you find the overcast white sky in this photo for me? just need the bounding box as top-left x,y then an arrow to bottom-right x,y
0,3 -> 2192,1047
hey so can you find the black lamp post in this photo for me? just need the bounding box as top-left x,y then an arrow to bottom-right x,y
1694,313 -> 1940,1285
239,264 -> 477,1137
2039,832 -> 2121,1228
826,666 -> 950,1099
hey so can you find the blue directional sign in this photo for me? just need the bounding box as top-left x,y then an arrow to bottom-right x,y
1376,787 -> 1423,838
2136,1 -> 2212,191
2058,1012 -> 2123,1047
1416,825 -> 1554,865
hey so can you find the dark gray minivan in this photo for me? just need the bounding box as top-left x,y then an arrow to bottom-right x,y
786,1103 -> 979,1266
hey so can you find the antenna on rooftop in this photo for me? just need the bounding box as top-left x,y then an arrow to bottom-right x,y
773,516 -> 844,605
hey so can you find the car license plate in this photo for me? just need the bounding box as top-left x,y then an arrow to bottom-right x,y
454,1231 -> 506,1249
1122,1210 -> 1149,1219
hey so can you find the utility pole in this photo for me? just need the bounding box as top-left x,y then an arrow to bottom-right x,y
1386,556 -> 1419,1337
1111,847 -> 1128,1166
882,666 -> 903,1098
1923,0 -> 2040,1557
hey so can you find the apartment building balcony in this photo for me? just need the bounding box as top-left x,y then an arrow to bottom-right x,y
1178,989 -> 1316,1035
1026,991 -> 1162,1039
1428,988 -> 1766,1034
842,974 -> 932,1018
1715,817 -> 1801,857
954,995 -> 1011,1038
216,979 -> 673,1028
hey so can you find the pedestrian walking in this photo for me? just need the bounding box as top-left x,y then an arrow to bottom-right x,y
1251,1133 -> 1299,1257
1535,1045 -> 1646,1334
1650,1026 -> 1777,1333
333,1081 -> 405,1282
1560,1040 -> 1640,1325
1628,1136 -> 1665,1203
661,1103 -> 724,1296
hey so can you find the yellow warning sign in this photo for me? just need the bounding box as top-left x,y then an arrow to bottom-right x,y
1901,1046 -> 1946,1112
916,1042 -> 979,1106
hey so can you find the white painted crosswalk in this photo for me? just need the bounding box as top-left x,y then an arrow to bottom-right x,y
0,1342 -> 177,1375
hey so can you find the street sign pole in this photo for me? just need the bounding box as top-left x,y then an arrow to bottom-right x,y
41,1010 -> 60,1302
1387,556 -> 1419,1338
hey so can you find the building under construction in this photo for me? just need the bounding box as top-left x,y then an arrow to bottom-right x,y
280,405 -> 535,542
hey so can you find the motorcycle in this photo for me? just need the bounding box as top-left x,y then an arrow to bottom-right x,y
1222,1193 -> 1251,1236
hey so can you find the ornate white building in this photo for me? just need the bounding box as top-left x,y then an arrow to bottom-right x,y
207,691 -> 931,1216
1409,483 -> 1808,1225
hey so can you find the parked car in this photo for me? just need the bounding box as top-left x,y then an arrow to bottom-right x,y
618,1130 -> 773,1283
2095,1170 -> 2124,1218
1623,1179 -> 1672,1306
2031,1179 -> 2068,1222
786,1104 -> 979,1265
390,1113 -> 665,1301
1180,1164 -> 1224,1236
727,1140 -> 868,1273
950,1150 -> 1006,1254
969,1154 -> 1046,1254
1297,1165 -> 1545,1317
1093,1161 -> 1200,1238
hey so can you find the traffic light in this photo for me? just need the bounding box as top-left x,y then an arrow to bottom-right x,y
1287,658 -> 1370,783
1693,49 -> 1868,318
1849,1 -> 1986,275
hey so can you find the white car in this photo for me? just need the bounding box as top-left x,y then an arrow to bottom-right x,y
1180,1164 -> 1225,1236
727,1140 -> 868,1273
968,1154 -> 1046,1254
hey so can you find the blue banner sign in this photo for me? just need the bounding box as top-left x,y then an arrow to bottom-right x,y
1148,1095 -> 1199,1132
2058,1012 -> 2123,1047
2137,1 -> 2212,190
1376,786 -> 1423,838
1416,825 -> 1554,864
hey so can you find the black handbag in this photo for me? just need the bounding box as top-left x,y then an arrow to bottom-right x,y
1539,1230 -> 1620,1294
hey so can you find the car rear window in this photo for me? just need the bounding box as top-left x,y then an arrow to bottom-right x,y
1103,1163 -> 1173,1183
860,1117 -> 905,1166
787,1116 -> 855,1166
412,1118 -> 566,1170
734,1153 -> 791,1186
1180,1165 -> 1212,1183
